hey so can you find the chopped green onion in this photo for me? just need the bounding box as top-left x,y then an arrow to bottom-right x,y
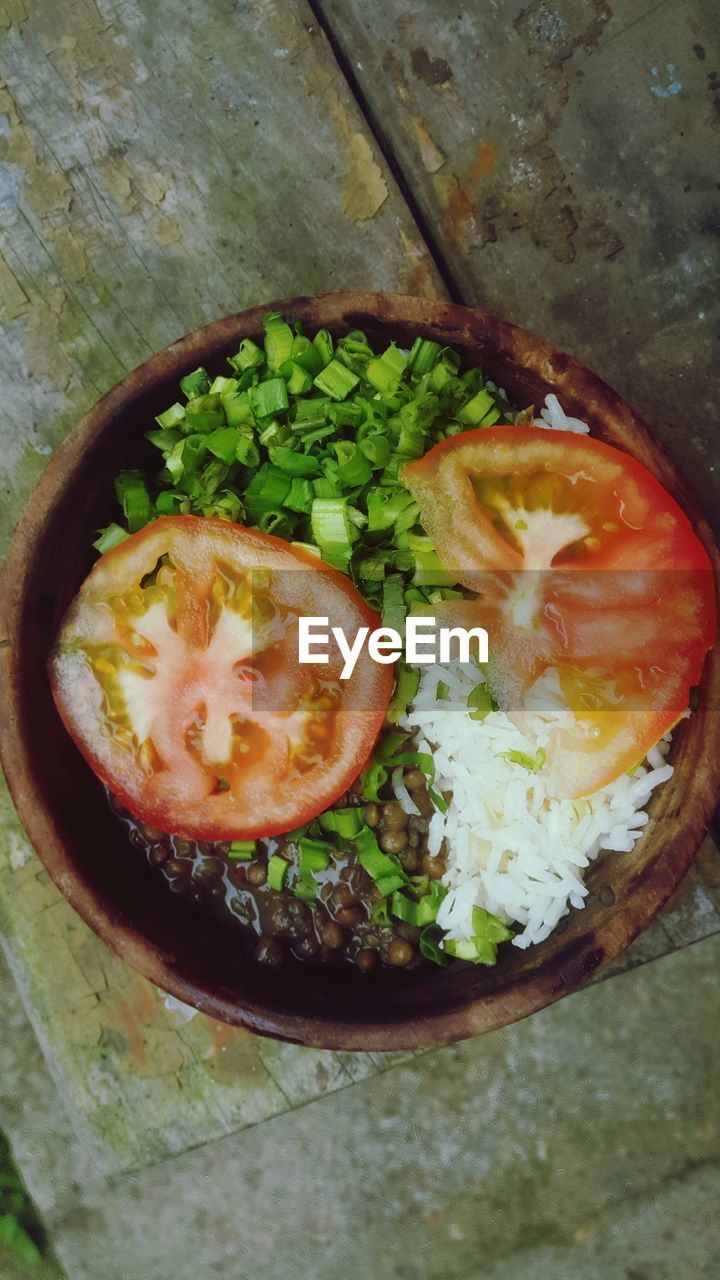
381,747 -> 433,775
235,431 -> 260,467
467,684 -> 495,721
202,489 -> 243,522
375,729 -> 409,760
206,426 -> 241,464
264,312 -> 294,372
360,760 -> 388,802
328,401 -> 363,428
222,390 -> 252,427
185,394 -> 225,432
456,388 -> 497,425
364,342 -> 407,394
258,510 -> 293,537
442,907 -> 513,964
366,488 -> 418,534
210,375 -> 237,396
419,925 -> 448,966
146,427 -> 182,453
155,402 -> 186,429
285,361 -> 313,396
354,826 -> 409,894
228,840 -> 256,861
93,523 -> 129,554
155,491 -> 186,515
375,873 -> 407,897
381,573 -> 406,636
356,552 -> 388,582
314,359 -> 360,401
284,477 -> 314,514
258,419 -> 289,448
179,367 -> 210,399
293,836 -> 332,901
310,498 -> 353,570
228,338 -> 264,373
390,880 -> 446,927
267,854 -> 289,891
318,807 -> 365,839
115,470 -> 152,532
372,897 -> 392,927
313,476 -> 340,500
298,837 -> 331,871
249,377 -> 289,419
499,747 -> 546,773
165,437 -> 208,486
407,337 -> 442,374
357,423 -> 391,467
301,425 -> 336,449
267,446 -> 319,476
291,334 -> 324,375
312,328 -> 334,366
293,397 -> 330,426
243,464 -> 291,516
338,329 -> 374,359
335,443 -> 372,488
387,663 -> 420,724
410,538 -> 457,587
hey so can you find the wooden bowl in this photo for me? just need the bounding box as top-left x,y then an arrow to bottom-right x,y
1,294 -> 718,1050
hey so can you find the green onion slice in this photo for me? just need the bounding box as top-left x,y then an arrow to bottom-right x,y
267,854 -> 290,891
318,808 -> 365,839
354,827 -> 409,894
179,367 -> 210,399
93,523 -> 129,554
228,840 -> 256,861
442,907 -> 513,965
263,313 -> 294,372
314,359 -> 360,401
115,470 -> 152,533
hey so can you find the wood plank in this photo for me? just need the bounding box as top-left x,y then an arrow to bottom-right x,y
0,0 -> 437,1174
0,0 -> 717,1176
0,0 -> 445,549
314,0 -> 720,532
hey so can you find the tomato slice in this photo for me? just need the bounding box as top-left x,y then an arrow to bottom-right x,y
50,517 -> 392,839
402,428 -> 716,796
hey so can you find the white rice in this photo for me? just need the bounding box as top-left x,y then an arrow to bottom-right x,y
402,664 -> 673,950
530,392 -> 590,434
400,391 -> 670,951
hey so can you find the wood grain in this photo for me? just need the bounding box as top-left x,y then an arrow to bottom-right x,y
0,0 -> 443,1172
0,0 -> 444,552
0,0 -> 718,1173
313,0 -> 720,532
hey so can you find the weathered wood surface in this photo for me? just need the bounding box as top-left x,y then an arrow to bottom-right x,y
0,0 -> 439,1173
0,0 -> 444,548
0,0 -> 718,1174
316,0 -> 720,532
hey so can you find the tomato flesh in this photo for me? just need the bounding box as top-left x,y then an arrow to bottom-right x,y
403,428 -> 716,796
50,517 -> 393,839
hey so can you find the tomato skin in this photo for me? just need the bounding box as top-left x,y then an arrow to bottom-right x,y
402,427 -> 715,575
50,517 -> 393,839
403,428 -> 716,796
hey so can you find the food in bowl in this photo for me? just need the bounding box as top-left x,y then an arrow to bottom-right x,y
48,313 -> 716,973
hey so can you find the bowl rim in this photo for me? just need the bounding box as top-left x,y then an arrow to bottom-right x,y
1,291 -> 719,1051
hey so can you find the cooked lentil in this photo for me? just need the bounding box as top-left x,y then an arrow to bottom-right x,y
111,741 -> 449,972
